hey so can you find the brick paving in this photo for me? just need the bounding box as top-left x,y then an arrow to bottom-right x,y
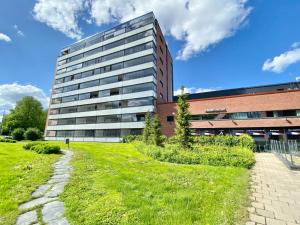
246,153 -> 300,225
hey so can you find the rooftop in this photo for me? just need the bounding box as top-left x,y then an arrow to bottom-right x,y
173,81 -> 300,101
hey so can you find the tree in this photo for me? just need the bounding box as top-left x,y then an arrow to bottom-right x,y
175,86 -> 192,149
150,115 -> 163,146
2,96 -> 47,133
143,112 -> 152,144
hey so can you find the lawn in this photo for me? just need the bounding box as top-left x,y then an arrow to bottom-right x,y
0,142 -> 59,225
61,142 -> 250,225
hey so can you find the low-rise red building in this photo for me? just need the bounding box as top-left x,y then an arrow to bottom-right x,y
157,82 -> 300,145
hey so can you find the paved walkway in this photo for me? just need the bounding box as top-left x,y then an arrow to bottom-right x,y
16,150 -> 73,225
246,153 -> 300,225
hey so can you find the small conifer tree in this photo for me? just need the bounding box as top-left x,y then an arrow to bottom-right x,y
143,112 -> 152,144
175,86 -> 192,149
151,115 -> 163,146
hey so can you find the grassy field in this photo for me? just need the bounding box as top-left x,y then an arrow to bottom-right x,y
61,142 -> 250,225
0,142 -> 59,225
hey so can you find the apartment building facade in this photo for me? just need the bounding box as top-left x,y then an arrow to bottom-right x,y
45,12 -> 173,142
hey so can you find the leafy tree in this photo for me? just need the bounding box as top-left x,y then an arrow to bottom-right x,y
150,115 -> 163,146
12,128 -> 25,141
143,112 -> 152,144
2,96 -> 47,133
175,86 -> 192,149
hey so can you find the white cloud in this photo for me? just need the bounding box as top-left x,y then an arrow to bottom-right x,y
33,0 -> 85,40
262,47 -> 300,73
0,33 -> 11,42
0,83 -> 49,121
32,0 -> 251,60
296,77 -> 300,82
89,0 -> 251,60
291,42 -> 300,49
174,87 -> 216,96
13,25 -> 25,37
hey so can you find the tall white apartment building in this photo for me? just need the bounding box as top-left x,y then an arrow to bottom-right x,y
45,12 -> 173,142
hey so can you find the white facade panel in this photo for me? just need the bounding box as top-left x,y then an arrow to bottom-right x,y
57,35 -> 155,70
57,23 -> 154,61
56,49 -> 154,79
52,76 -> 155,98
45,137 -> 121,142
50,90 -> 156,109
48,105 -> 155,120
53,62 -> 156,89
47,122 -> 144,130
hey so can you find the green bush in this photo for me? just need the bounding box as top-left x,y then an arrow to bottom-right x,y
24,128 -> 42,141
0,138 -> 16,143
134,142 -> 255,168
23,143 -> 61,154
12,128 -> 25,141
192,134 -> 255,149
122,135 -> 142,143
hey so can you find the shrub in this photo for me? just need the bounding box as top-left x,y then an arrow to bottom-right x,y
24,128 -> 42,141
0,138 -> 16,143
23,143 -> 61,154
122,135 -> 142,143
12,128 -> 25,141
193,134 -> 255,149
134,142 -> 255,168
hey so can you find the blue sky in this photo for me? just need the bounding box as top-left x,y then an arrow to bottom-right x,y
0,0 -> 300,115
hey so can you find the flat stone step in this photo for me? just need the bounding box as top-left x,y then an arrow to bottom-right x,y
16,210 -> 38,225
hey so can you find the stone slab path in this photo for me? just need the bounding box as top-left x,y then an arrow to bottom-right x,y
246,153 -> 300,225
16,150 -> 72,225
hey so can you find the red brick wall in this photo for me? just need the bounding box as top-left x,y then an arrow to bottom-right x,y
155,20 -> 173,104
157,90 -> 300,136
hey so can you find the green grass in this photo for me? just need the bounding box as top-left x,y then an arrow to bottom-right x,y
0,142 -> 59,225
61,142 -> 250,225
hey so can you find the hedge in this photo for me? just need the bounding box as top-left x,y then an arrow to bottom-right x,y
134,142 -> 255,168
23,142 -> 61,154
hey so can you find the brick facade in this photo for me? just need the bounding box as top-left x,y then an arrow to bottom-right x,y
157,90 -> 300,136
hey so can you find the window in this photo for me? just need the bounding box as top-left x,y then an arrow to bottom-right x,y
58,118 -> 76,125
60,106 -> 77,114
77,104 -> 97,112
46,130 -> 56,137
191,114 -> 217,120
102,50 -> 124,62
74,130 -> 94,137
49,108 -> 59,115
97,115 -> 121,123
55,78 -> 64,84
62,95 -> 78,103
124,55 -> 154,68
159,45 -> 164,54
98,101 -> 120,110
56,130 -> 74,137
52,98 -> 61,104
53,88 -> 63,94
159,57 -> 164,65
159,35 -> 163,43
160,68 -> 164,76
100,76 -> 119,85
48,120 -> 58,126
79,93 -> 90,100
90,91 -> 99,98
122,113 -> 145,122
63,84 -> 78,92
95,129 -> 120,137
81,70 -> 94,78
123,83 -> 154,94
64,75 -> 74,82
83,58 -> 97,67
160,80 -> 164,87
66,63 -> 82,72
160,93 -> 164,99
123,68 -> 154,81
167,116 -> 174,122
76,116 -> 97,124
84,47 -> 102,57
123,97 -> 153,107
80,80 -> 99,89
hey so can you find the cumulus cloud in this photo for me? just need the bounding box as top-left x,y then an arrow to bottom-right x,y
0,83 -> 49,121
32,0 -> 251,60
0,33 -> 11,42
13,25 -> 25,37
262,46 -> 300,73
291,42 -> 300,49
174,87 -> 216,96
33,0 -> 85,40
